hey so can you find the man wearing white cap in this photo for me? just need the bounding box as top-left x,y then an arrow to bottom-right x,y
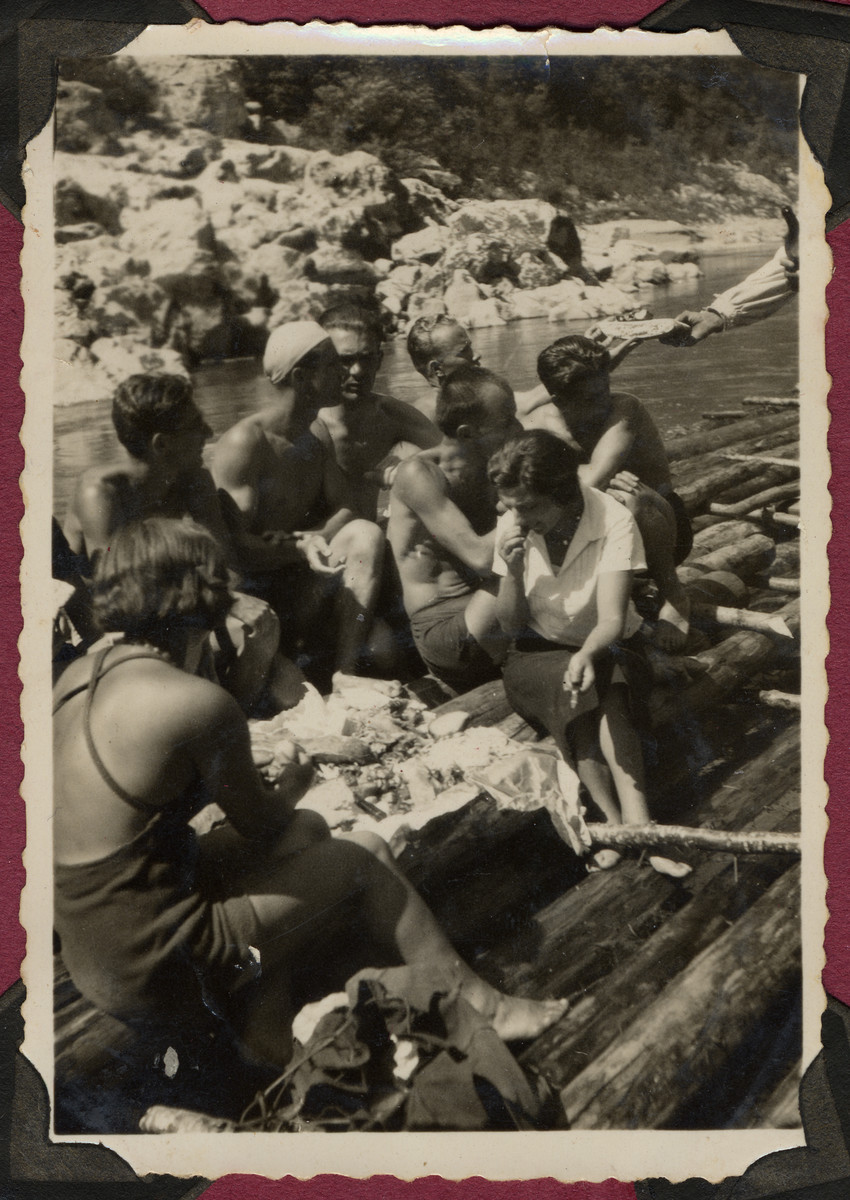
212,320 -> 393,681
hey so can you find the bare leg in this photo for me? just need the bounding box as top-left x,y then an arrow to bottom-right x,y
597,686 -> 650,825
463,587 -> 508,664
569,713 -> 623,871
328,520 -> 385,674
236,829 -> 567,1055
569,712 -> 622,824
598,687 -> 691,878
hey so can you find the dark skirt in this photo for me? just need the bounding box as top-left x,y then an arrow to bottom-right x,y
502,632 -> 651,759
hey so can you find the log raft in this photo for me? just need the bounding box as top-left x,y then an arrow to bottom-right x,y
54,404 -> 803,1134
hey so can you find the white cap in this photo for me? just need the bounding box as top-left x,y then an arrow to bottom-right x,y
263,320 -> 330,385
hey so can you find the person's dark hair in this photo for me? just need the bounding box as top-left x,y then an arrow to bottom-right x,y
435,365 -> 513,438
537,335 -> 610,398
488,429 -> 582,507
92,517 -> 231,652
406,313 -> 465,375
112,374 -> 196,459
319,301 -> 383,347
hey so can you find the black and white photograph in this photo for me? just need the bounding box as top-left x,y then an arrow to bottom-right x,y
20,20 -> 827,1182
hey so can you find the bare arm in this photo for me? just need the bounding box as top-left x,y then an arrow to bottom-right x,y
187,682 -> 314,840
494,515 -> 531,634
580,401 -> 639,491
71,475 -> 123,558
211,425 -> 264,526
566,570 -> 632,698
393,458 -> 494,575
514,383 -> 554,418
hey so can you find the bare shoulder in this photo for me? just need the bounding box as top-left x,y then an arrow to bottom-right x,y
215,415 -> 267,455
611,391 -> 650,423
394,451 -> 445,500
212,417 -> 270,479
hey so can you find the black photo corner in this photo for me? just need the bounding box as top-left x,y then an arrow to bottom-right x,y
4,0 -> 850,1196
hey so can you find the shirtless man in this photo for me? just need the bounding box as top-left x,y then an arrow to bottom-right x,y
63,372 -> 302,712
313,303 -> 441,521
406,312 -> 569,434
406,314 -> 636,432
388,365 -> 522,692
211,319 -> 391,680
534,335 -> 693,651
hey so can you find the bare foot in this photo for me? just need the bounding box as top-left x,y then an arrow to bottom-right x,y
654,595 -> 691,653
459,975 -> 568,1041
649,854 -> 693,879
487,993 -> 570,1042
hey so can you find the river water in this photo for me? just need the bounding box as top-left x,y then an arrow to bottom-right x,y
53,247 -> 797,521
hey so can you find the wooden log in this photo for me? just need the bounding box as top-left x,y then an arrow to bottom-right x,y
701,410 -> 749,422
586,822 -> 799,856
476,722 -> 800,1000
678,532 -> 775,584
723,453 -> 799,469
689,520 -> 764,558
702,465 -> 798,509
691,603 -> 793,638
650,600 -> 800,728
768,541 -> 800,575
559,864 -> 801,1129
711,481 -> 800,516
758,576 -> 800,594
519,789 -> 800,1090
742,395 -> 800,408
666,411 -> 797,463
759,689 -> 801,711
750,1062 -> 801,1129
677,462 -> 789,516
685,570 -> 749,607
671,428 -> 799,491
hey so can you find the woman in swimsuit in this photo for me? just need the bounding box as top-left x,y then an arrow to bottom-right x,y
53,516 -> 567,1067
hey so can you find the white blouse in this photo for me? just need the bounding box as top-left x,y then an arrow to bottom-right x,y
493,485 -> 646,646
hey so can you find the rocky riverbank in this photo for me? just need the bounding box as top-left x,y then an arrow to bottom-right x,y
51,56 -> 795,405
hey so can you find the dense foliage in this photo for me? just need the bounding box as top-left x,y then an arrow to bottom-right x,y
238,55 -> 798,219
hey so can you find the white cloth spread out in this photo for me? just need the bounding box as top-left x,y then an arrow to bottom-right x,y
493,484 -> 646,646
709,246 -> 796,330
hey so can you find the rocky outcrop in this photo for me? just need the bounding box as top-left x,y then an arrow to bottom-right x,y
56,57 -> 801,404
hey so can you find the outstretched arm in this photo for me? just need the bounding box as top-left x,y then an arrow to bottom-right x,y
393,458 -> 495,574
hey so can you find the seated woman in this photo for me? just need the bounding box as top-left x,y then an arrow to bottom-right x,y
53,516 -> 567,1069
488,430 -> 690,878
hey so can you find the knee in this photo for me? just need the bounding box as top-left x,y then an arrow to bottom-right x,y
292,808 -> 331,845
334,520 -> 385,565
346,828 -> 393,862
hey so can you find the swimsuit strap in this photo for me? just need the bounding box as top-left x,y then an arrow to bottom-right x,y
55,646 -> 172,815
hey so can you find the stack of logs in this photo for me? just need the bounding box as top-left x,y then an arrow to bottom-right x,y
397,396 -> 802,1130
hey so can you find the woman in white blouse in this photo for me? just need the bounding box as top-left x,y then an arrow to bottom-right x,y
489,429 -> 689,877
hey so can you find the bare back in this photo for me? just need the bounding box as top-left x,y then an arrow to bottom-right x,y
560,392 -> 673,493
53,650 -> 213,865
212,416 -> 328,534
